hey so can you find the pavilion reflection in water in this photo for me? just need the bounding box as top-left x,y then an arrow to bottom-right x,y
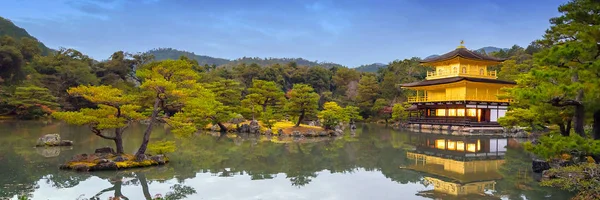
403,133 -> 508,199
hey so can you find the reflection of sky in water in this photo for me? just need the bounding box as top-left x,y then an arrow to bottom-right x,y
31,170 -> 431,200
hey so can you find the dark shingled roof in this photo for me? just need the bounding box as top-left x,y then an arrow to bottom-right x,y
401,77 -> 516,87
421,47 -> 506,63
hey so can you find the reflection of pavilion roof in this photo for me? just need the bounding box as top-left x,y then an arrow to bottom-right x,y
416,190 -> 501,200
403,163 -> 503,184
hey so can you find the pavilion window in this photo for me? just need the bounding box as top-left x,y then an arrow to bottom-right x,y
480,68 -> 484,75
448,109 -> 456,116
436,139 -> 446,150
436,109 -> 446,116
457,109 -> 465,116
456,141 -> 465,151
467,109 -> 477,117
462,67 -> 467,74
447,140 -> 456,150
452,67 -> 458,74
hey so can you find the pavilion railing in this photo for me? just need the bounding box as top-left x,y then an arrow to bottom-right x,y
426,70 -> 497,80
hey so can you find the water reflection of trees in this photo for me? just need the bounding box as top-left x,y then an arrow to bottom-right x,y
0,122 -> 575,199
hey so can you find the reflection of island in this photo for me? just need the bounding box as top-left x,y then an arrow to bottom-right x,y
404,133 -> 507,199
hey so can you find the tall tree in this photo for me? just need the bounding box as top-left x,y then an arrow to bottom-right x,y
135,59 -> 201,157
285,84 -> 320,127
52,85 -> 144,154
527,0 -> 600,136
356,74 -> 380,117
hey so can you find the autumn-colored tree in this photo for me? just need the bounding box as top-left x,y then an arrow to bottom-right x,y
52,85 -> 144,154
285,84 -> 320,127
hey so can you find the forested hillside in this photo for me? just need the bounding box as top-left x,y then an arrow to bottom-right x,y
147,48 -> 344,68
0,17 -> 52,55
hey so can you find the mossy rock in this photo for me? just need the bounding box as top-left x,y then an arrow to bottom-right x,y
60,153 -> 169,172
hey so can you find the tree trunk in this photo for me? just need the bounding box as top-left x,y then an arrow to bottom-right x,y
217,122 -> 228,132
559,122 -> 569,136
295,111 -> 305,127
114,128 -> 124,154
572,72 -> 585,136
114,137 -> 124,154
137,173 -> 152,200
136,98 -> 161,157
593,110 -> 600,140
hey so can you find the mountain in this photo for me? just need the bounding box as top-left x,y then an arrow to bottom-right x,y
0,17 -> 52,55
147,48 -> 345,68
146,48 -> 230,66
477,46 -> 509,54
354,63 -> 387,73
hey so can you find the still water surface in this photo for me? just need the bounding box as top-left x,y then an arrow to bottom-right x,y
0,121 -> 572,200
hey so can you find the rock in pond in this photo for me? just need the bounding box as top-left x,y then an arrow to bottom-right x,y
151,155 -> 167,165
238,124 -> 251,133
113,155 -> 127,162
94,147 -> 115,154
249,120 -> 260,134
532,159 -> 551,173
36,147 -> 61,157
36,134 -> 73,147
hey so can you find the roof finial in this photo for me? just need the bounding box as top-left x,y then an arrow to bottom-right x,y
457,40 -> 466,49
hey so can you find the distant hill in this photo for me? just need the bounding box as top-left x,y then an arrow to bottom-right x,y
146,48 -> 230,66
147,48 -> 345,68
354,63 -> 387,73
0,17 -> 52,55
477,46 -> 509,54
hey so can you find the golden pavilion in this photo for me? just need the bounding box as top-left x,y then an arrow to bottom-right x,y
401,41 -> 515,132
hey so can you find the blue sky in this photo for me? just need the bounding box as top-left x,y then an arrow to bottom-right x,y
1,0 -> 566,67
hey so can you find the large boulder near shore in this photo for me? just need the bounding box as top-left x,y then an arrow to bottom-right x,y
249,120 -> 260,134
238,124 -> 250,133
532,159 -> 551,173
36,134 -> 73,147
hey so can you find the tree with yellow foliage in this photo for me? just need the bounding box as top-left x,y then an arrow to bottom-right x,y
52,85 -> 144,154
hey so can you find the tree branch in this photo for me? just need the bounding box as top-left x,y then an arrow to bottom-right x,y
546,96 -> 582,107
90,126 -> 117,140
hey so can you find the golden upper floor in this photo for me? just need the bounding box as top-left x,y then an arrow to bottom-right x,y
420,41 -> 504,80
401,77 -> 515,103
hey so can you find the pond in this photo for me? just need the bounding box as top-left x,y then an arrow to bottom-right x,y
0,120 -> 572,200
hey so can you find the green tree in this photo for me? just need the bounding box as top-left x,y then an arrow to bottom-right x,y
391,103 -> 411,122
371,98 -> 391,123
260,106 -> 282,129
356,74 -> 380,117
32,48 -> 99,110
52,85 -> 144,154
286,84 -> 320,127
3,86 -> 58,119
241,80 -> 285,119
318,102 -> 363,129
525,0 -> 600,137
135,59 -> 203,157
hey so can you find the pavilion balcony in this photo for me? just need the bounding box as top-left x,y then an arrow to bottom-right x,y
426,70 -> 497,80
407,94 -> 512,103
